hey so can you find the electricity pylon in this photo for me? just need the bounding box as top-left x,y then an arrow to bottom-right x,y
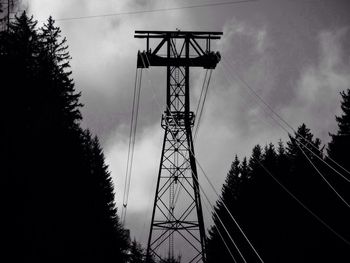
135,30 -> 222,263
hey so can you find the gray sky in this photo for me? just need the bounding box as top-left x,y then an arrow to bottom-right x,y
25,0 -> 350,253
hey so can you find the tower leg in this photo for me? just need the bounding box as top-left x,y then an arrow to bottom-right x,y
146,66 -> 207,262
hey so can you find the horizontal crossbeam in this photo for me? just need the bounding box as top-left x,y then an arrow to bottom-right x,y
135,30 -> 223,38
137,51 -> 221,69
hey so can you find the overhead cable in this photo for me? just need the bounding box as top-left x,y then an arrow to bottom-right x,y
258,160 -> 350,246
121,67 -> 143,224
218,57 -> 350,246
51,0 -> 258,22
221,58 -> 350,181
202,198 -> 238,263
296,141 -> 350,208
194,69 -> 213,141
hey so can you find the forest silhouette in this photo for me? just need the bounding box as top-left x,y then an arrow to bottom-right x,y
0,12 -> 129,262
207,95 -> 350,262
1,11 -> 349,263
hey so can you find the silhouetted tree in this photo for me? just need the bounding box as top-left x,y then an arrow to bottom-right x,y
207,122 -> 350,262
324,88 -> 350,259
327,89 -> 350,172
207,155 -> 243,262
222,155 -> 243,202
128,239 -> 145,263
0,12 -> 129,262
38,15 -> 82,129
1,12 -> 42,262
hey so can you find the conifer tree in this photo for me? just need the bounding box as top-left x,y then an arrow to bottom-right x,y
207,122 -> 349,262
39,16 -> 82,130
285,124 -> 324,215
128,239 -> 145,263
1,12 -> 129,262
1,12 -> 42,261
327,89 -> 350,171
207,155 -> 242,263
222,155 -> 242,202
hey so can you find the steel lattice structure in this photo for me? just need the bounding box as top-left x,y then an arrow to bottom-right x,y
135,30 -> 222,263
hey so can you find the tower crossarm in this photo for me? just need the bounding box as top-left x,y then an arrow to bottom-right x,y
135,30 -> 222,69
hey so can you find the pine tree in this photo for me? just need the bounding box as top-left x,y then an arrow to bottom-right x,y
248,144 -> 263,172
1,12 -> 42,262
207,124 -> 349,262
128,239 -> 145,263
39,16 -> 82,130
276,140 -> 289,182
323,89 -> 350,260
81,132 -> 130,261
327,89 -> 350,171
285,124 -> 323,210
207,121 -> 350,262
1,12 -> 129,262
262,143 -> 277,170
207,147 -> 267,263
284,124 -> 350,262
222,155 -> 242,202
207,155 -> 243,263
286,123 -> 322,165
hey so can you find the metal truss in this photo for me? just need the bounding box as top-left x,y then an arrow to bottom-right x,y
135,30 -> 222,263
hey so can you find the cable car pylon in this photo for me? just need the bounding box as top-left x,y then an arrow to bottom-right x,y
135,30 -> 222,263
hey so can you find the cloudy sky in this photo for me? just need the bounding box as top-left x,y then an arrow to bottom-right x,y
24,0 -> 350,248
